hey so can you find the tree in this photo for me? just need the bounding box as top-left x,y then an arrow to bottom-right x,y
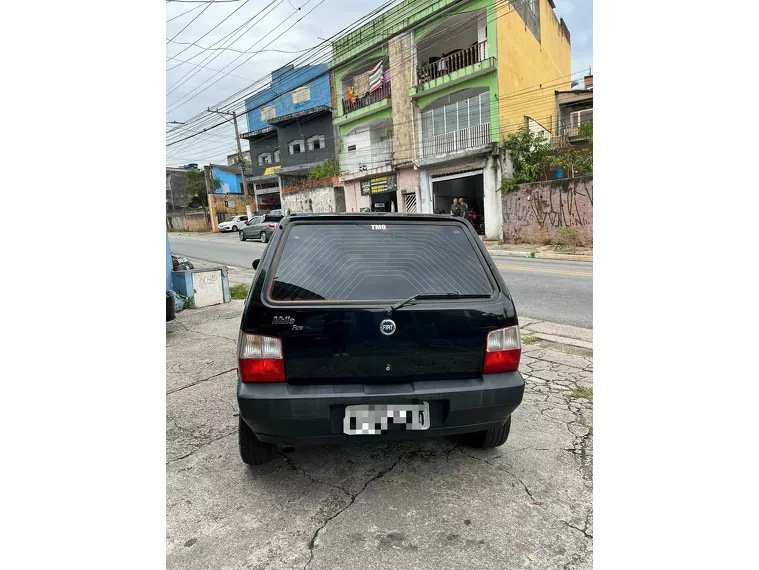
500,129 -> 551,192
185,170 -> 219,208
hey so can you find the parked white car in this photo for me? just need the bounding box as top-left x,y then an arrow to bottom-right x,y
218,215 -> 248,233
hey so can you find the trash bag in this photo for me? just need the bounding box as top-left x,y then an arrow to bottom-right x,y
168,290 -> 186,312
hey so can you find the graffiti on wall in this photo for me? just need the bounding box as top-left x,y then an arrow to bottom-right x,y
502,177 -> 593,245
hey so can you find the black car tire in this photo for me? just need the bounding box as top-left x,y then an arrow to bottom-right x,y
260,232 -> 267,243
239,417 -> 276,465
232,225 -> 238,232
239,231 -> 246,241
463,416 -> 512,449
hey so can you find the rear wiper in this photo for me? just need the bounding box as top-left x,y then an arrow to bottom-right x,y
385,292 -> 490,315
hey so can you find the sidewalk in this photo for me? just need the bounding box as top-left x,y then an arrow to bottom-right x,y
483,242 -> 593,262
166,301 -> 593,570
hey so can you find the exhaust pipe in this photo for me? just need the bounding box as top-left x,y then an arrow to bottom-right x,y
280,445 -> 295,454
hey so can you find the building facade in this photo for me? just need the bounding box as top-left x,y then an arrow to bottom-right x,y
240,64 -> 337,215
330,0 -> 571,239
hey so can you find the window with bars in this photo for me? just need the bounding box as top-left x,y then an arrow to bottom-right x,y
421,91 -> 490,139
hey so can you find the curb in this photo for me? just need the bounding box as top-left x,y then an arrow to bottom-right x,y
486,249 -> 593,262
520,319 -> 593,351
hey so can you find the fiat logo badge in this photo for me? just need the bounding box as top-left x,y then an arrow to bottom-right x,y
380,319 -> 396,336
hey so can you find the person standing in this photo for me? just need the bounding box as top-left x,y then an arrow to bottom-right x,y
450,198 -> 462,217
458,197 -> 469,218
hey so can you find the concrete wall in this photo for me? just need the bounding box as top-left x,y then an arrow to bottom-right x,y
281,185 -> 337,214
495,0 -> 571,136
208,194 -> 256,232
502,176 -> 593,246
344,181 -> 372,212
167,209 -> 211,232
276,112 -> 336,169
172,267 -> 231,307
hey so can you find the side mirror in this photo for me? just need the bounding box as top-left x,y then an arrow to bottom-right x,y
252,259 -> 260,270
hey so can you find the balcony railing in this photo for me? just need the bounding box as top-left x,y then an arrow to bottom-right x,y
341,82 -> 391,115
421,122 -> 491,158
340,139 -> 394,174
416,40 -> 488,86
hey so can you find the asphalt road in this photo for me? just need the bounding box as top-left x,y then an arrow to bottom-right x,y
169,232 -> 593,328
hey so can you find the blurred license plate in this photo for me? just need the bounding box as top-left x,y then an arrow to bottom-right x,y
343,402 -> 430,435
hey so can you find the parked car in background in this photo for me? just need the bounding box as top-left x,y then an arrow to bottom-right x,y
239,212 -> 283,243
236,213 -> 525,465
218,215 -> 248,233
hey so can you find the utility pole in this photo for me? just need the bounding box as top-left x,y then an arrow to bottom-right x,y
207,107 -> 250,199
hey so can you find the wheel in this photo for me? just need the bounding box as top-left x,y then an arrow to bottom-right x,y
260,232 -> 268,243
239,230 -> 246,241
239,417 -> 276,465
232,225 -> 238,232
462,417 -> 512,449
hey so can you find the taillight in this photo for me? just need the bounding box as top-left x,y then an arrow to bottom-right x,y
483,326 -> 521,373
267,223 -> 275,228
237,331 -> 285,382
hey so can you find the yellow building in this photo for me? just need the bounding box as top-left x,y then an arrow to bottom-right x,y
496,0 -> 571,138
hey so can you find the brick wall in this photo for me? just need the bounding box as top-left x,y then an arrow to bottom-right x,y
388,32 -> 415,165
281,175 -> 340,195
502,177 -> 593,246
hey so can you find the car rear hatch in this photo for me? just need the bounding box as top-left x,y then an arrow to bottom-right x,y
250,219 -> 514,385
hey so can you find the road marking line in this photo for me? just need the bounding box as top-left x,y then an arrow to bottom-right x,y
496,265 -> 593,277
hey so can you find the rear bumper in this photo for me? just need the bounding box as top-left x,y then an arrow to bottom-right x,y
237,372 -> 524,445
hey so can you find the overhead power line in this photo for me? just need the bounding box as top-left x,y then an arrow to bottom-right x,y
166,0 -> 326,113
167,0 -> 533,139
166,0 -> 253,63
169,0 -> 526,135
166,1 -> 213,45
166,4 -> 203,22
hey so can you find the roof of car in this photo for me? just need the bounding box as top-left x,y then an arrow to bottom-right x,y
280,213 -> 461,224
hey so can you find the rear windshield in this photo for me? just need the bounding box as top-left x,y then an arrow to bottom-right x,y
269,222 -> 494,302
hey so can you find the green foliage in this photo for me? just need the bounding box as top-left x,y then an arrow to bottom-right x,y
185,170 -> 219,208
569,385 -> 593,405
522,335 -> 540,345
500,129 -> 551,190
557,226 -> 578,253
578,122 -> 593,140
308,159 -> 340,181
550,148 -> 593,177
230,284 -> 249,300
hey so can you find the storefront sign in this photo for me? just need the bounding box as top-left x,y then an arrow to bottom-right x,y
360,174 -> 397,196
264,165 -> 282,175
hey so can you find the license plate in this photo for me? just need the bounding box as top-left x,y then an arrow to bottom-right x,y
343,402 -> 430,435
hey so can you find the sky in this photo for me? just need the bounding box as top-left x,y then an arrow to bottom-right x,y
165,0 -> 593,167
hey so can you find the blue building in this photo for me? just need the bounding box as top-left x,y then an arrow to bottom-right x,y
210,164 -> 243,195
240,64 -> 336,213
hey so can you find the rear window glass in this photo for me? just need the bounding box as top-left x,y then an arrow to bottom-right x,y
269,222 -> 494,302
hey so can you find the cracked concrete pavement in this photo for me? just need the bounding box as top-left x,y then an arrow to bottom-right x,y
167,301 -> 593,569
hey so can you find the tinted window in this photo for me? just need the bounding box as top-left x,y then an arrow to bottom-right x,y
269,223 -> 494,302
